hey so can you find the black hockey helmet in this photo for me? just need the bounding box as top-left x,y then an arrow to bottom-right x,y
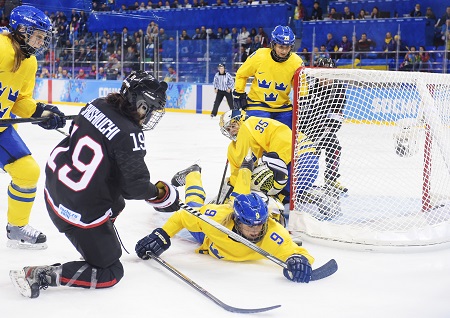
120,71 -> 168,130
316,57 -> 336,68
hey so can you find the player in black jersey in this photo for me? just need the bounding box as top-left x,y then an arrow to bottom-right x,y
298,57 -> 348,193
9,71 -> 180,298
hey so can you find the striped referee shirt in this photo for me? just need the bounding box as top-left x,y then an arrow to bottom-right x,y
213,72 -> 234,91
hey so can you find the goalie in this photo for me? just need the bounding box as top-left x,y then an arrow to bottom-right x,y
218,109 -> 319,209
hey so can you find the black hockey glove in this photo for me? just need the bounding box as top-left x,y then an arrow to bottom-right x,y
32,102 -> 66,130
232,90 -> 247,109
135,228 -> 171,259
283,255 -> 312,283
146,181 -> 180,212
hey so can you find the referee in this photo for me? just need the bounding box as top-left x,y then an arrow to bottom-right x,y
211,63 -> 235,118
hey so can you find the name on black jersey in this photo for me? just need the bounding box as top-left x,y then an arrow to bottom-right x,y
80,103 -> 121,140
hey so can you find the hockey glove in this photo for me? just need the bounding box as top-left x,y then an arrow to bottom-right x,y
261,152 -> 288,195
135,228 -> 171,259
146,181 -> 180,212
32,102 -> 66,130
283,255 -> 312,283
232,90 -> 247,109
250,163 -> 274,194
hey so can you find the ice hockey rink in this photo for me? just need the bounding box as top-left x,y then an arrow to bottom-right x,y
1,107 -> 449,318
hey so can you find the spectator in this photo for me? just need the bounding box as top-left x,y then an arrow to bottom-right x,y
310,1 -> 323,20
343,6 -> 355,20
328,7 -> 338,20
394,34 -> 408,53
325,33 -> 338,59
180,29 -> 191,40
418,46 -> 432,71
75,68 -> 87,79
39,67 -> 51,78
370,6 -> 380,19
122,27 -> 134,50
237,26 -> 249,46
192,0 -> 201,7
400,46 -> 420,71
191,28 -> 202,40
164,66 -> 177,82
293,0 -> 306,38
87,65 -> 97,79
355,33 -> 376,58
251,34 -> 263,53
338,34 -> 352,59
297,47 -> 311,65
216,27 -> 224,39
124,45 -> 140,71
258,27 -> 269,47
410,3 -> 422,17
235,0 -> 246,6
249,27 -> 257,40
356,9 -> 366,19
425,7 -> 436,23
381,32 -> 396,58
97,67 -> 107,80
60,69 -> 71,79
234,45 -> 248,69
183,0 -> 192,8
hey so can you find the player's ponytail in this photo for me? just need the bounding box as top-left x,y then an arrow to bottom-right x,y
8,33 -> 25,72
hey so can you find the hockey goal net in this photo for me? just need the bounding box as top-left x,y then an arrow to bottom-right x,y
289,67 -> 450,249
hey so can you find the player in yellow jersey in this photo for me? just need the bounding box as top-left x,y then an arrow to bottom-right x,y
0,6 -> 66,249
135,161 -> 315,283
233,25 -> 303,129
219,109 -> 319,207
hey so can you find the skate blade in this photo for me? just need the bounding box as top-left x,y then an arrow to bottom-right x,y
6,240 -> 48,250
9,269 -> 32,298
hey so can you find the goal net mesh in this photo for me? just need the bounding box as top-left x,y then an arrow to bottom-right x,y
289,68 -> 450,248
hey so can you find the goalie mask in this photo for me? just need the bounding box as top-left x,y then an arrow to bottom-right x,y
9,5 -> 52,58
270,25 -> 295,63
120,70 -> 168,130
219,109 -> 248,141
316,57 -> 336,68
233,193 -> 269,243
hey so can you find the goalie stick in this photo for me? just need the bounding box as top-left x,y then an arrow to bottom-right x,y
147,252 -> 281,314
0,114 -> 77,125
179,202 -> 338,281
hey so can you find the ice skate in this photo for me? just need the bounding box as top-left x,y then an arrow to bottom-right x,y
6,223 -> 48,250
171,164 -> 201,187
10,264 -> 61,298
324,179 -> 348,195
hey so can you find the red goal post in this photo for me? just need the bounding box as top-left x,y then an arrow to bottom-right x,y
289,66 -> 450,250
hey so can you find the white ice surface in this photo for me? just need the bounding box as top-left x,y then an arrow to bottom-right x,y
1,108 -> 449,318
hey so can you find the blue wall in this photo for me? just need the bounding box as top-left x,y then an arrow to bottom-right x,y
301,17 -> 430,51
86,4 -> 292,33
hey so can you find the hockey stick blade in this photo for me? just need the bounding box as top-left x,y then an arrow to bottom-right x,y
179,202 -> 338,280
147,252 -> 281,313
0,115 -> 77,125
311,259 -> 338,281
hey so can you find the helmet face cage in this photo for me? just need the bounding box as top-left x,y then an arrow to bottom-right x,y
270,25 -> 295,62
219,109 -> 247,141
9,5 -> 52,56
316,57 -> 336,68
121,71 -> 168,131
233,193 -> 269,243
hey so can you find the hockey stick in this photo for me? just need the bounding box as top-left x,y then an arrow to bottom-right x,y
179,202 -> 337,281
147,252 -> 281,313
216,159 -> 228,203
0,115 -> 77,125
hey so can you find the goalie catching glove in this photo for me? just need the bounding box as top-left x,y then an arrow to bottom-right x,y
135,228 -> 171,259
146,181 -> 180,212
260,152 -> 289,195
32,102 -> 66,130
232,90 -> 248,109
